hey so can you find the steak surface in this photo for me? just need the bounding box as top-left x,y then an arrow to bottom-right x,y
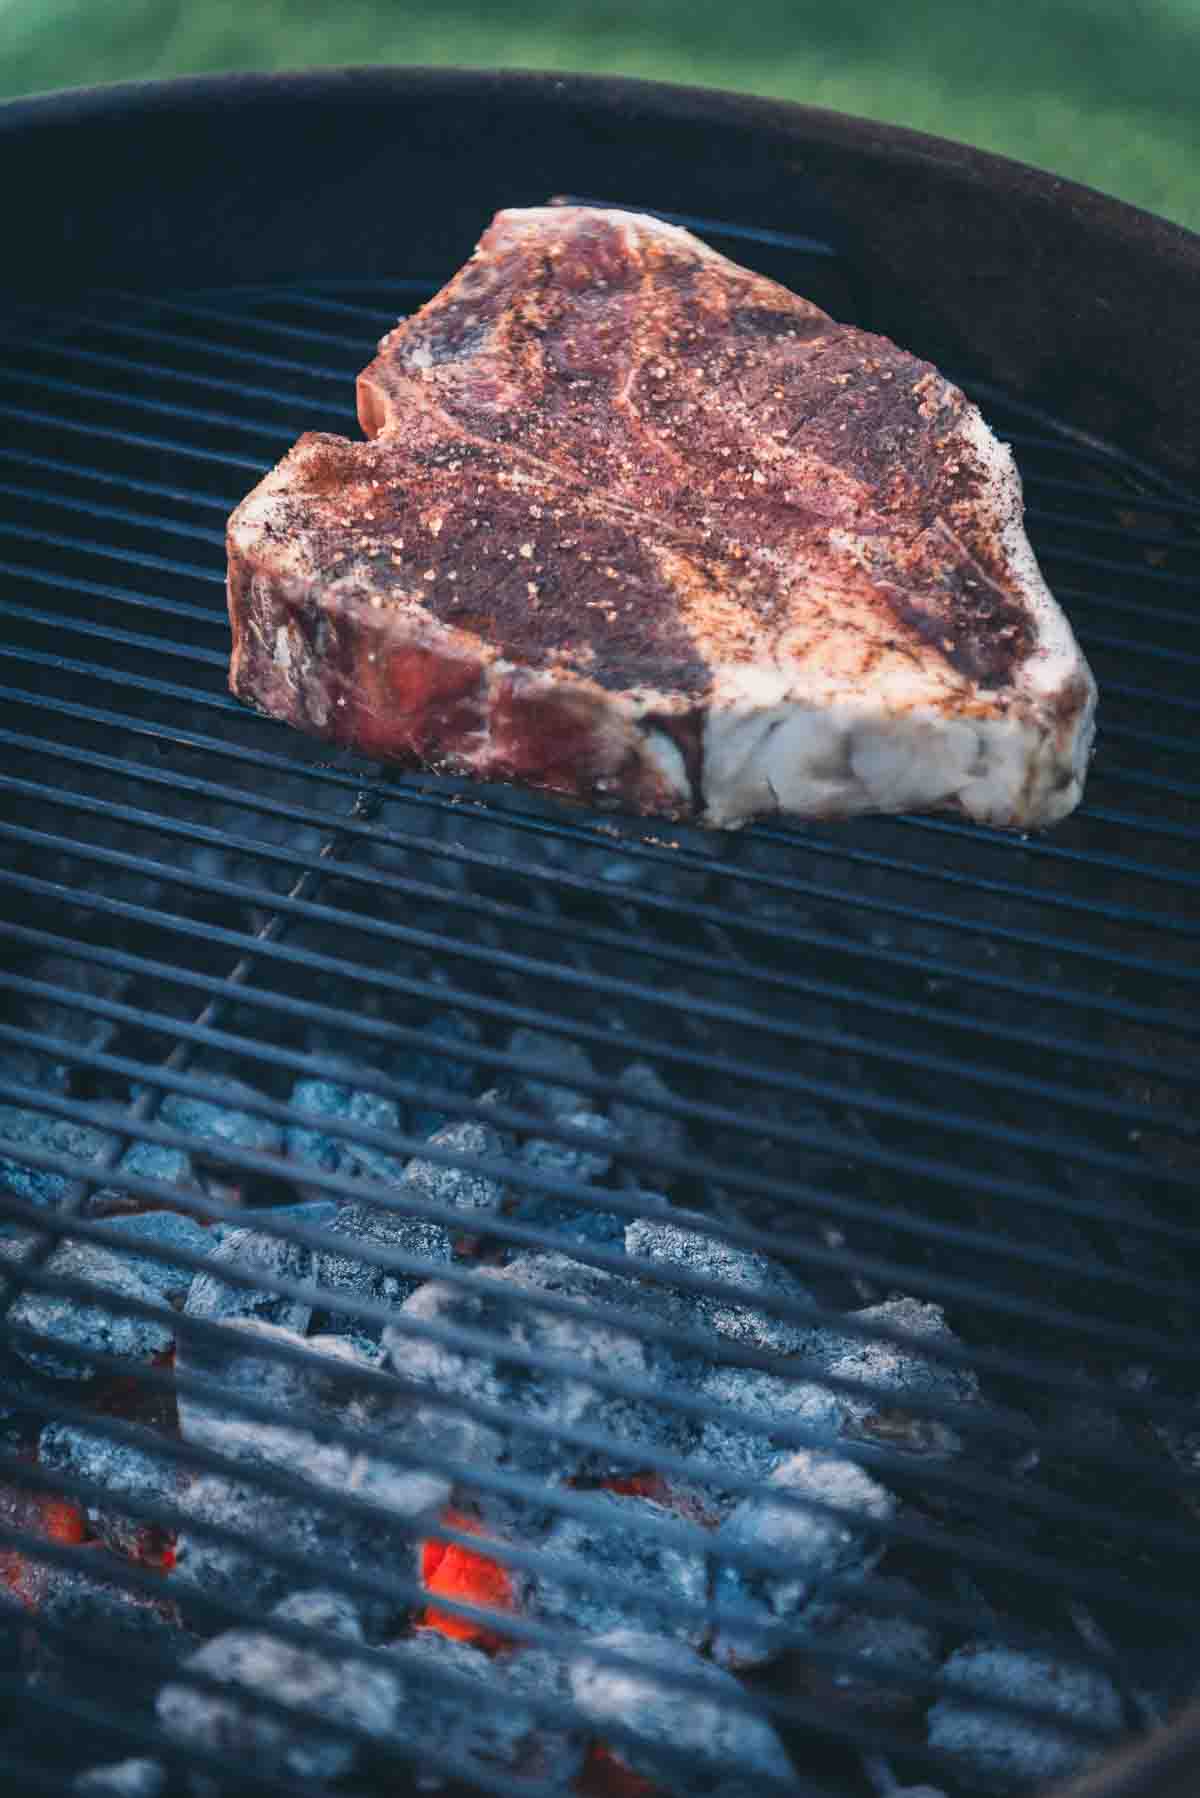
227,205 -> 1096,828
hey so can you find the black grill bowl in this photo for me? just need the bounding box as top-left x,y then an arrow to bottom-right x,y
0,66 -> 1198,1798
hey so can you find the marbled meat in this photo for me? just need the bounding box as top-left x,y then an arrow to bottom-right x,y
227,205 -> 1096,828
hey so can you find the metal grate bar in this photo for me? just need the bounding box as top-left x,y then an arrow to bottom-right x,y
6,953 -> 1198,1289
37,303 -> 354,381
11,735 -> 1200,1007
1023,471 -> 1200,516
0,480 -> 225,545
9,669 -> 1200,962
6,738 -> 1198,1130
0,445 -> 237,510
7,860 -> 1200,1230
0,364 -> 309,441
9,635 -> 1200,966
0,523 -> 223,586
0,333 -> 356,418
9,812 -> 1200,1083
1028,548 -> 1200,594
0,400 -> 268,472
1027,506 -> 1200,551
102,287 -> 372,353
2,246 -> 1198,1798
4,1223 -> 1198,1572
7,777 -> 1200,1156
0,600 -> 227,664
5,1060 -> 1198,1381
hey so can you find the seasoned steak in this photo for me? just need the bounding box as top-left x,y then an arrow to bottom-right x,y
227,205 -> 1096,828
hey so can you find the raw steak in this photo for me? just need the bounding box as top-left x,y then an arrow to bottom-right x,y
227,205 -> 1096,829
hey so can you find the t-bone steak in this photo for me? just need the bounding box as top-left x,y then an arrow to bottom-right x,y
227,204 -> 1096,829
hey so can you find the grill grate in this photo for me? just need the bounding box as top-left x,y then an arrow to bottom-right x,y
0,203 -> 1198,1798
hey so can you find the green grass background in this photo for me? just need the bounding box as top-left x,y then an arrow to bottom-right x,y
2,0 -> 1197,232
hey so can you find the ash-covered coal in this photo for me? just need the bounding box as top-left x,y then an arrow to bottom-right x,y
814,1297 -> 981,1462
624,1215 -> 817,1355
407,1010 -> 484,1136
172,1318 -> 454,1626
697,1365 -> 841,1489
400,1118 -> 508,1238
39,1422 -> 180,1562
158,1078 -> 283,1161
524,1489 -> 709,1649
791,1576 -> 940,1717
158,1587 -> 396,1783
711,1449 -> 896,1670
384,1252 -> 696,1528
184,1222 -> 316,1335
508,1027 -> 597,1122
9,1241 -> 175,1380
0,1102 -> 118,1218
926,1641 -> 1124,1793
387,1630 -> 584,1789
285,1072 -> 409,1198
86,1144 -> 200,1218
73,1758 -> 165,1798
569,1627 -> 795,1798
610,1060 -> 690,1163
512,1112 -> 627,1251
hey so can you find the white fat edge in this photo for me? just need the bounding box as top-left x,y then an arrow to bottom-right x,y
958,404 -> 1098,784
639,729 -> 691,805
698,654 -> 1089,829
957,407 -> 1098,691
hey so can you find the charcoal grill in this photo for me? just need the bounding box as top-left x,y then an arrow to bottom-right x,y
1,66 -> 1199,1798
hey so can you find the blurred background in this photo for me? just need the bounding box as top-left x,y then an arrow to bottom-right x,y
1,0 -> 1197,232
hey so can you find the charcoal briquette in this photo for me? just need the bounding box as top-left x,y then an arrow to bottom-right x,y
73,1759 -> 166,1798
285,1074 -> 408,1199
9,1241 -> 175,1380
316,1191 -> 453,1336
818,1296 -> 981,1462
159,1078 -> 283,1159
611,1061 -> 688,1166
793,1577 -> 940,1716
568,1627 -> 795,1798
508,1028 -> 594,1120
625,1213 -> 816,1354
39,1421 -> 181,1560
698,1363 -> 843,1486
386,1632 -> 583,1790
402,1118 -> 508,1227
710,1448 -> 896,1670
0,1104 -> 118,1216
407,1012 -> 483,1137
184,1223 -> 314,1335
926,1641 -> 1123,1793
512,1111 -> 625,1250
526,1490 -> 709,1648
85,1140 -> 199,1219
157,1586 -> 397,1783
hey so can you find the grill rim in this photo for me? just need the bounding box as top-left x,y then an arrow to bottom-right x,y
2,65 -> 1199,486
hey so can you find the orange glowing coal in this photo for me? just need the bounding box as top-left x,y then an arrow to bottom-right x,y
578,1742 -> 662,1798
0,1491 -> 86,1611
418,1508 -> 514,1650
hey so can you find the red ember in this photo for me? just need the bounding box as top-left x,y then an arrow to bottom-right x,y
578,1741 -> 662,1798
419,1508 -> 515,1650
0,1488 -> 87,1611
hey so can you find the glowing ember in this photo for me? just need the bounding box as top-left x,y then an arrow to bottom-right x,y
578,1741 -> 661,1798
419,1508 -> 515,1650
595,1472 -> 720,1528
0,1489 -> 87,1611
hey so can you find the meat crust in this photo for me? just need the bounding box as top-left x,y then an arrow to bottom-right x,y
228,205 -> 1096,828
